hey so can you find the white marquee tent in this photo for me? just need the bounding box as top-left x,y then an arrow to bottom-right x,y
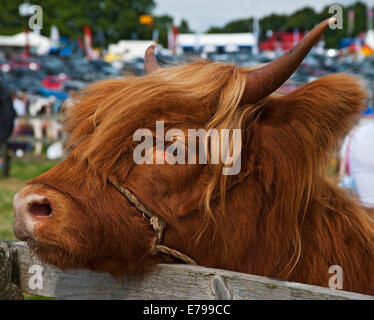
108,40 -> 157,61
0,31 -> 51,55
177,33 -> 255,53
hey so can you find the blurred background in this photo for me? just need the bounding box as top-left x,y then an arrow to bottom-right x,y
1,0 -> 374,241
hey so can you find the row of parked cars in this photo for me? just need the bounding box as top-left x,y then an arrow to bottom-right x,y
2,49 -> 374,113
2,54 -> 178,98
0,51 -> 188,103
0,54 -> 124,97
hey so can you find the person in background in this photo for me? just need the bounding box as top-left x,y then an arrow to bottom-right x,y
339,116 -> 374,207
0,76 -> 15,174
12,91 -> 32,136
45,96 -> 60,142
0,77 -> 15,142
12,91 -> 27,116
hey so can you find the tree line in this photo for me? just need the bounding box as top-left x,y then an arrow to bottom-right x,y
0,0 -> 191,49
0,1 -> 370,50
207,1 -> 369,48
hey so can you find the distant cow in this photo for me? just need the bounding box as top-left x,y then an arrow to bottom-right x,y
13,19 -> 374,295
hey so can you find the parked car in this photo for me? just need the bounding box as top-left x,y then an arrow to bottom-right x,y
7,57 -> 41,71
38,55 -> 67,75
42,74 -> 70,91
89,60 -> 121,79
66,58 -> 96,81
4,69 -> 44,94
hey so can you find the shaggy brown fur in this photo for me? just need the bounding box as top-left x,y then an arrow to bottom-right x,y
16,61 -> 374,295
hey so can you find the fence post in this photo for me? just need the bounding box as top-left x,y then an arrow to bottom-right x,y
0,241 -> 23,300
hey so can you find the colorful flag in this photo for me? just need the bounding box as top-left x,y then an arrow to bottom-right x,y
252,18 -> 260,56
367,7 -> 373,31
348,10 -> 355,36
84,25 -> 94,59
50,25 -> 60,50
168,25 -> 178,55
293,28 -> 299,48
152,29 -> 159,43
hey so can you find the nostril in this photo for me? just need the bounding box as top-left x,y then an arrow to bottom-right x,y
29,202 -> 52,217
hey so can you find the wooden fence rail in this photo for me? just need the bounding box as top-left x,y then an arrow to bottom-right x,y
15,115 -> 63,121
8,136 -> 64,145
1,240 -> 373,300
9,115 -> 65,145
0,116 -> 66,176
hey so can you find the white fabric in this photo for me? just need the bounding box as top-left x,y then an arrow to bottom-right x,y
341,120 -> 374,207
46,142 -> 63,160
13,98 -> 26,116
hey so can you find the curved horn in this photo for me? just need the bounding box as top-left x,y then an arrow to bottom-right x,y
144,45 -> 160,74
242,18 -> 336,104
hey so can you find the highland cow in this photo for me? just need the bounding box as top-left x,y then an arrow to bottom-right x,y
13,19 -> 374,295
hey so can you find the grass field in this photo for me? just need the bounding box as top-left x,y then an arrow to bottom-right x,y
0,158 -> 59,240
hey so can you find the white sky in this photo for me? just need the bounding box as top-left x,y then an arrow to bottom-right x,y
154,0 -> 374,32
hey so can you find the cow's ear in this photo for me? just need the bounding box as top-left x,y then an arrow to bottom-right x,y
258,73 -> 367,153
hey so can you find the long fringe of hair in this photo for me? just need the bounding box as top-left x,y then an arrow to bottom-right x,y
63,61 -> 259,224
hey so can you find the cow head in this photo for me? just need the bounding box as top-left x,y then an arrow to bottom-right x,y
13,19 -> 367,278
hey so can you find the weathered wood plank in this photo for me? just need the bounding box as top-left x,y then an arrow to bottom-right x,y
15,115 -> 63,121
4,240 -> 374,300
0,242 -> 23,299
